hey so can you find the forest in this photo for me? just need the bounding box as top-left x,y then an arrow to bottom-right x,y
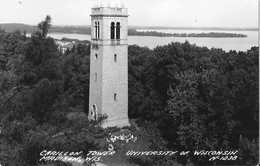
0,16 -> 259,166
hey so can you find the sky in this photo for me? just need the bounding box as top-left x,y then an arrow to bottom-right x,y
0,0 -> 258,28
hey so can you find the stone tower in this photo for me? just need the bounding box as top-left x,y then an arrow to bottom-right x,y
88,5 -> 130,127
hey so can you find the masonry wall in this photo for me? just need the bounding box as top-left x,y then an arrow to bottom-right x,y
101,45 -> 128,122
89,7 -> 129,127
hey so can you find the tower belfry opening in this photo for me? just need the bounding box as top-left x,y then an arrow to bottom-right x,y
89,5 -> 130,127
111,22 -> 115,39
94,22 -> 100,39
116,22 -> 120,39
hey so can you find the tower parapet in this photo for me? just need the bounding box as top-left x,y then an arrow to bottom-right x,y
91,7 -> 128,17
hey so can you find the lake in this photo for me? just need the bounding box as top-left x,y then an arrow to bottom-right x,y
47,29 -> 258,52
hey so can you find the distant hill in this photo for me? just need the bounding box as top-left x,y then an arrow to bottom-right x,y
0,23 -> 37,33
0,23 -> 92,34
1,23 -> 257,34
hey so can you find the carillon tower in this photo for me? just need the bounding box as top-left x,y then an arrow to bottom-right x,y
89,4 -> 130,127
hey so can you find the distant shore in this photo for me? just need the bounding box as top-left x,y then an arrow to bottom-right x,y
0,23 -> 255,38
131,26 -> 258,31
128,29 -> 247,38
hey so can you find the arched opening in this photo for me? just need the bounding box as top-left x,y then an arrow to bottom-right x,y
114,54 -> 117,62
114,93 -> 117,101
95,73 -> 97,82
116,22 -> 120,39
94,22 -> 100,39
97,22 -> 100,39
94,22 -> 98,39
91,104 -> 97,120
110,22 -> 115,39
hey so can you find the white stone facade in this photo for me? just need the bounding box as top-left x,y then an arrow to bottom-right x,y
89,6 -> 130,127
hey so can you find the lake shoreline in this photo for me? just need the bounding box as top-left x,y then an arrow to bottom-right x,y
46,30 -> 257,52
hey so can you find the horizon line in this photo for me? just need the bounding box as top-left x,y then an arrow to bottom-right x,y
0,23 -> 258,30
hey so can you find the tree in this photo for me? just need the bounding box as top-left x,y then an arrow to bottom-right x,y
165,69 -> 235,164
37,15 -> 52,39
0,15 -> 96,165
128,42 -> 258,165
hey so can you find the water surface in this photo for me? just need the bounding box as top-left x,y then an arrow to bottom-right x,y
47,29 -> 258,52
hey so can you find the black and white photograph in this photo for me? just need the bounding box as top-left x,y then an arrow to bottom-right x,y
0,0 -> 259,165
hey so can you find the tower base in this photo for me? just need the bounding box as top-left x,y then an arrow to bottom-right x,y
102,117 -> 130,128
